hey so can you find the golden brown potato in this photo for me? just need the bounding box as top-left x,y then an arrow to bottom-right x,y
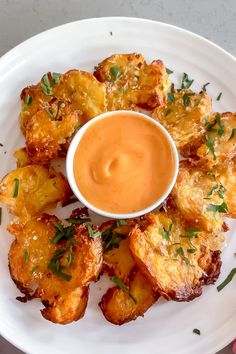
152,89 -> 212,155
129,211 -> 223,301
94,53 -> 170,111
0,165 -> 71,223
99,267 -> 159,325
171,161 -> 229,232
25,103 -> 80,164
20,70 -> 106,133
20,70 -> 106,163
14,147 -> 31,167
8,210 -> 103,324
196,112 -> 236,168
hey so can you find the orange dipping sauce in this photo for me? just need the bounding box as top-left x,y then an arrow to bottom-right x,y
73,113 -> 176,214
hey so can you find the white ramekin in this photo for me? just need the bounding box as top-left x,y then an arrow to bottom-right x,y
66,110 -> 179,219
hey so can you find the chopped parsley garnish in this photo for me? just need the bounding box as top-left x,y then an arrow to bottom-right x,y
193,328 -> 201,335
25,94 -> 33,105
206,183 -> 226,199
101,225 -> 124,251
166,67 -> 173,75
165,108 -> 173,116
205,137 -> 216,160
176,247 -> 189,264
171,82 -> 175,92
181,72 -> 194,89
217,268 -> 236,292
183,92 -> 195,106
13,178 -> 19,198
41,72 -> 61,95
207,202 -> 228,221
202,82 -> 210,92
216,92 -> 222,101
0,143 -> 3,147
228,128 -> 236,140
167,92 -> 175,104
110,31 -> 113,36
120,88 -> 127,94
110,66 -> 122,81
194,99 -> 200,107
44,107 -> 54,119
24,248 -> 29,264
160,223 -> 173,240
187,249 -> 197,254
111,276 -> 137,303
48,248 -> 72,281
215,114 -> 225,136
179,228 -> 199,254
87,225 -> 101,238
185,227 -> 201,233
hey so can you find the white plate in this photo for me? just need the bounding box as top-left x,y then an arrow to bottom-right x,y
0,17 -> 236,354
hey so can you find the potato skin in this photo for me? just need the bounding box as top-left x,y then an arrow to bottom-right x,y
8,211 -> 103,324
152,90 -> 212,155
129,212 -> 223,302
99,267 -> 159,325
196,112 -> 236,168
94,53 -> 170,111
0,165 -> 71,223
172,160 -> 235,231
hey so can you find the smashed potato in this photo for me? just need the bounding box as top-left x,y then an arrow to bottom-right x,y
0,165 -> 71,222
8,210 -> 103,324
171,161 -> 229,232
100,219 -> 136,282
196,112 -> 236,167
20,70 -> 106,162
100,267 -> 159,325
129,211 -> 223,301
14,147 -> 31,167
25,103 -> 80,163
152,90 -> 212,155
94,53 -> 170,111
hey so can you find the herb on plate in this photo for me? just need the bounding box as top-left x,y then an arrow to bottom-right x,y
217,268 -> 236,291
181,72 -> 194,89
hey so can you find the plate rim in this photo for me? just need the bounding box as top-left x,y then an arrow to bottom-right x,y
0,16 -> 235,354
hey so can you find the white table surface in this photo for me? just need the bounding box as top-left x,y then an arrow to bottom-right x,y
0,0 -> 235,353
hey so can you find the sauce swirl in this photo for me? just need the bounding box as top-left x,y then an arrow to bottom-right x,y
73,113 -> 176,214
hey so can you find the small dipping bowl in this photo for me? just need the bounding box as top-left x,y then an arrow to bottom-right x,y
66,110 -> 179,219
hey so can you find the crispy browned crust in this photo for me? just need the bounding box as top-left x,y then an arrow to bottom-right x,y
195,112 -> 236,168
0,165 -> 71,223
99,267 -> 159,325
41,286 -> 89,325
172,160 -> 236,231
152,90 -> 212,154
129,211 -> 224,302
8,211 -> 103,324
20,69 -> 106,163
94,53 -> 170,111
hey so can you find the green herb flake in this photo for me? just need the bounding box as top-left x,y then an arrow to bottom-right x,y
183,93 -> 195,106
24,248 -> 29,264
228,128 -> 236,141
176,247 -> 189,264
193,328 -> 201,335
166,67 -> 173,75
111,276 -> 137,303
0,143 -> 3,147
215,114 -> 225,136
202,82 -> 210,92
205,137 -> 216,160
13,178 -> 19,198
51,72 -> 61,84
120,88 -> 127,94
185,227 -> 201,233
187,249 -> 197,254
31,265 -> 38,274
207,202 -> 228,221
216,92 -> 222,101
165,108 -> 173,116
48,248 -> 72,281
87,225 -> 101,238
181,72 -> 194,89
167,92 -> 175,104
25,94 -> 33,105
116,219 -> 127,227
194,99 -> 200,107
217,268 -> 236,292
160,223 -> 173,240
110,66 -> 122,81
